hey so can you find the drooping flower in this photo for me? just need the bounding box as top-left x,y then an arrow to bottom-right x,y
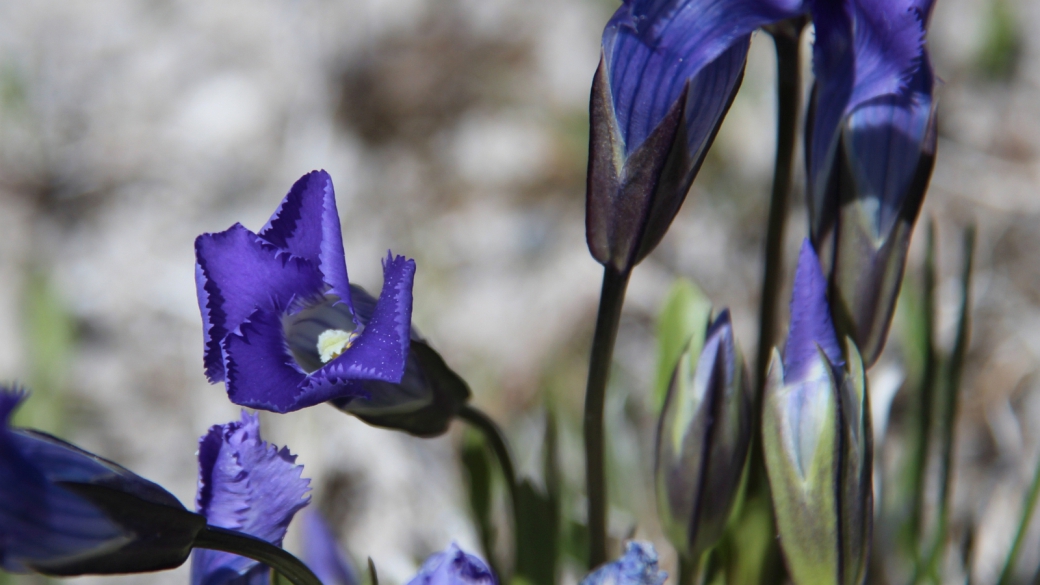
406,543 -> 497,585
195,170 -> 416,414
586,0 -> 805,272
762,241 -> 872,585
806,0 -> 937,366
301,510 -> 360,585
655,310 -> 751,562
191,411 -> 311,585
0,387 -> 206,576
579,541 -> 667,585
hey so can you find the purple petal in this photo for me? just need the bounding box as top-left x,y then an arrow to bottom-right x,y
196,224 -> 324,383
309,253 -> 415,394
842,57 -> 935,236
783,240 -> 843,381
302,511 -> 360,585
579,542 -> 667,585
192,412 -> 310,585
604,0 -> 804,154
406,543 -> 496,585
220,309 -> 315,413
258,171 -> 355,315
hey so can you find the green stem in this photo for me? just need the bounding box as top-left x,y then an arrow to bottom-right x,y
909,220 -> 939,553
584,266 -> 632,568
998,452 -> 1040,585
194,526 -> 321,585
458,403 -> 521,574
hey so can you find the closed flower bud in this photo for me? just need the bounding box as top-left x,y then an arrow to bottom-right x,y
587,0 -> 805,272
762,241 -> 872,585
806,0 -> 937,366
406,543 -> 497,585
0,388 -> 206,576
654,310 -> 751,561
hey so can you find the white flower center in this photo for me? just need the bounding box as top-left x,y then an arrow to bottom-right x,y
317,329 -> 358,363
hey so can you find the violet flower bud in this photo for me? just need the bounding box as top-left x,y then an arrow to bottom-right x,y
406,543 -> 497,585
762,241 -> 872,585
806,0 -> 938,366
654,310 -> 751,561
191,411 -> 311,585
0,388 -> 206,576
579,541 -> 667,585
587,0 -> 805,272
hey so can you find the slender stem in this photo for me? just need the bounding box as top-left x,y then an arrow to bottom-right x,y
744,18 -> 804,585
194,525 -> 322,585
458,403 -> 521,574
998,452 -> 1040,585
753,17 -> 806,398
584,266 -> 632,568
909,221 -> 939,552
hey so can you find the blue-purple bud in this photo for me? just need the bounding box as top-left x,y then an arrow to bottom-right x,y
405,543 -> 497,585
579,541 -> 667,585
655,310 -> 751,561
586,0 -> 804,272
762,242 -> 872,585
806,0 -> 937,366
0,388 -> 206,576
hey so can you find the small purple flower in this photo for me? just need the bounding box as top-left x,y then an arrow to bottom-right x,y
191,411 -> 311,585
579,541 -> 667,585
806,0 -> 937,365
195,170 -> 416,413
301,510 -> 360,585
587,0 -> 805,271
0,387 -> 206,576
406,543 -> 497,585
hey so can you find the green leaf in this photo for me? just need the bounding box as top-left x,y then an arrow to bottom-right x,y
15,273 -> 75,433
515,412 -> 560,585
654,278 -> 712,411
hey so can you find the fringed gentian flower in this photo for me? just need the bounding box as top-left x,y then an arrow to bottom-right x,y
587,0 -> 805,272
301,510 -> 360,585
0,387 -> 206,576
579,541 -> 667,585
806,0 -> 937,366
655,310 -> 751,563
195,170 -> 416,414
191,411 -> 311,585
762,241 -> 872,585
406,543 -> 497,585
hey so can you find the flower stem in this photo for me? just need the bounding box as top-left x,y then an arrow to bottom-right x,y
584,266 -> 632,568
458,403 -> 521,574
194,525 -> 321,585
754,16 -> 806,397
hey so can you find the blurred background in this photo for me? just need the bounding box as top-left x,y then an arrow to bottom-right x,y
0,0 -> 1037,583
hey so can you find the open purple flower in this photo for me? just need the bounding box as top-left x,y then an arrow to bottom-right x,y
195,170 -> 416,414
806,0 -> 937,365
191,411 -> 311,585
406,543 -> 497,585
0,387 -> 206,576
587,0 -> 805,271
579,541 -> 667,585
